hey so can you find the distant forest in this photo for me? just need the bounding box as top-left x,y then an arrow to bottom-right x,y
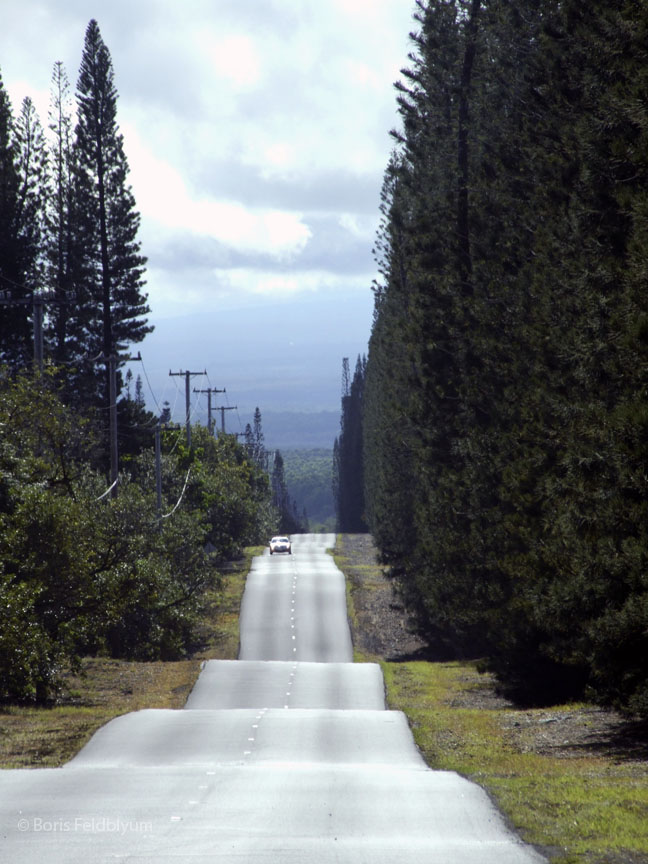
282,449 -> 335,531
335,0 -> 648,720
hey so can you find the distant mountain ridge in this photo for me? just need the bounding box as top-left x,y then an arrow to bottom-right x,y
131,292 -> 372,424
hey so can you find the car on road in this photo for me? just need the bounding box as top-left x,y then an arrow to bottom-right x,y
269,536 -> 292,555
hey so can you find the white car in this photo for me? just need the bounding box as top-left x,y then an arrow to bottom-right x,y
269,536 -> 292,555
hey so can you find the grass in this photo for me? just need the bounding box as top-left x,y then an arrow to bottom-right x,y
193,545 -> 263,661
0,659 -> 199,768
0,546 -> 261,769
381,661 -> 648,863
337,535 -> 648,864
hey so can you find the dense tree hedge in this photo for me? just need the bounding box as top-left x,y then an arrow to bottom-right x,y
363,0 -> 648,716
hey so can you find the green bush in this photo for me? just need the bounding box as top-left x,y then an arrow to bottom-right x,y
0,371 -> 273,702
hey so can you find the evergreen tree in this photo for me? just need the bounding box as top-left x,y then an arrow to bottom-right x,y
124,367 -> 133,399
72,19 -> 151,405
364,155 -> 420,594
512,0 -> 648,713
334,355 -> 367,532
245,407 -> 268,471
271,449 -> 302,533
45,61 -> 78,367
0,74 -> 32,365
117,377 -> 157,461
14,97 -> 48,297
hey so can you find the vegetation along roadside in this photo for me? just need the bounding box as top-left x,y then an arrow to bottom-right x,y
335,533 -> 648,864
0,547 -> 259,769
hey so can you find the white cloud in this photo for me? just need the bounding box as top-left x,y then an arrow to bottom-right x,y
123,123 -> 311,258
249,274 -> 302,296
197,32 -> 262,90
343,58 -> 381,91
220,268 -> 370,304
339,213 -> 372,239
184,199 -> 311,258
261,141 -> 296,171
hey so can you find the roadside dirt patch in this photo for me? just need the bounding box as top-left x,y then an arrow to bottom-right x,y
336,532 -> 426,660
501,708 -> 648,767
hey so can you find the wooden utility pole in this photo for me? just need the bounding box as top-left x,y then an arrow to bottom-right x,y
103,352 -> 142,497
108,354 -> 118,493
32,294 -> 44,372
155,420 -> 162,516
0,288 -> 73,373
193,386 -> 226,436
216,404 -> 237,435
169,369 -> 206,448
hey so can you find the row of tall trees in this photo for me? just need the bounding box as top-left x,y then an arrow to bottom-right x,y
0,19 -> 150,408
363,0 -> 648,717
333,356 -> 367,532
244,407 -> 308,534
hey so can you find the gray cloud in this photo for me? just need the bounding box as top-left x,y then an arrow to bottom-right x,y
142,209 -> 376,280
191,160 -> 382,214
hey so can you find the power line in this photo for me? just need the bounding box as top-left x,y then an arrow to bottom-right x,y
159,466 -> 191,520
139,356 -> 163,414
94,477 -> 119,501
0,273 -> 30,292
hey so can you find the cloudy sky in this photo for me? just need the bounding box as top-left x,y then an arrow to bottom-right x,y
2,0 -> 415,419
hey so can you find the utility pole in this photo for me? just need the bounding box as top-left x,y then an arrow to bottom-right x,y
193,386 -> 226,436
169,369 -> 206,448
155,421 -> 162,516
216,404 -> 237,435
101,351 -> 142,497
0,288 -> 73,373
32,294 -> 44,372
108,354 -> 118,493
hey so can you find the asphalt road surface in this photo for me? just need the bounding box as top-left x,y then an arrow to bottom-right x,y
0,533 -> 546,862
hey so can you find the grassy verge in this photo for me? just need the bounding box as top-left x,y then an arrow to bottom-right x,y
193,545 -> 263,661
337,534 -> 648,864
0,546 -> 262,769
382,661 -> 648,864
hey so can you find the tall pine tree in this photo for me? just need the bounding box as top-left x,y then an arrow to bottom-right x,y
271,450 -> 302,534
45,61 -> 78,367
14,97 -> 48,298
72,19 -> 151,404
334,355 -> 367,532
244,407 -> 268,471
0,74 -> 33,365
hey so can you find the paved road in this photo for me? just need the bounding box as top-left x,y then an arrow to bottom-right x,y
0,533 -> 546,862
239,534 -> 353,662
